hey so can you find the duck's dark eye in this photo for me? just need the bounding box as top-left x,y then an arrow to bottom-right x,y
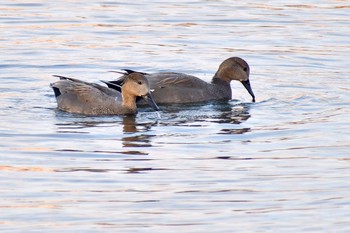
243,67 -> 248,72
137,81 -> 142,85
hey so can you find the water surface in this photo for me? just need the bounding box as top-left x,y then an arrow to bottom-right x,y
1,1 -> 350,232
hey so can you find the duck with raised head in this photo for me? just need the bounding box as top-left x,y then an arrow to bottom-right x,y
106,57 -> 255,104
50,72 -> 159,115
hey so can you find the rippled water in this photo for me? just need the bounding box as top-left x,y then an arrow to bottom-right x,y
1,1 -> 350,232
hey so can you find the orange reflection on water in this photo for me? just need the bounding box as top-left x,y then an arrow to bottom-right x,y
0,165 -> 54,172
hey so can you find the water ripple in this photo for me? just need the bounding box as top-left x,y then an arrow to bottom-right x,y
1,0 -> 350,232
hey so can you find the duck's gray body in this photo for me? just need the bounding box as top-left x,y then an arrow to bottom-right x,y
145,72 -> 233,104
108,57 -> 255,104
50,73 -> 159,115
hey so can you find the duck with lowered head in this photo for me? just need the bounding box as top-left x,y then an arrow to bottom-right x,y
105,57 -> 255,104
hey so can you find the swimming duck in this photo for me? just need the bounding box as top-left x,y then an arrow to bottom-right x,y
50,72 -> 159,115
106,57 -> 255,104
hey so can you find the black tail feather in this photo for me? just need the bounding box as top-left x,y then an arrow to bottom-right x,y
52,87 -> 61,97
101,80 -> 124,92
53,74 -> 71,80
122,69 -> 138,74
122,69 -> 148,75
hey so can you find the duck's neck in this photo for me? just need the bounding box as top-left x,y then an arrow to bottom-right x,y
211,73 -> 232,99
122,92 -> 138,114
212,71 -> 231,84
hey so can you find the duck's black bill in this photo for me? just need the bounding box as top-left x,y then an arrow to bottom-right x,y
142,92 -> 160,111
241,80 -> 256,102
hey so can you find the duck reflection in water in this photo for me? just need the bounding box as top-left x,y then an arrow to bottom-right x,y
53,113 -> 156,155
154,101 -> 251,132
206,101 -> 251,124
208,102 -> 252,134
53,102 -> 251,156
121,115 -> 155,150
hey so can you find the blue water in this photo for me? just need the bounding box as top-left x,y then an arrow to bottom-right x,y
1,1 -> 350,232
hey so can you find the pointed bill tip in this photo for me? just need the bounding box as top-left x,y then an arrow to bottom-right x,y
142,92 -> 160,111
241,80 -> 256,103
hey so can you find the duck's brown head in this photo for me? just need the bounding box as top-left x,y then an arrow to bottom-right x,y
215,57 -> 255,102
122,73 -> 160,111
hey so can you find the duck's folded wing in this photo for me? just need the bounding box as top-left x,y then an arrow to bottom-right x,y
53,79 -> 120,105
53,75 -> 117,97
102,72 -> 208,94
147,72 -> 208,89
